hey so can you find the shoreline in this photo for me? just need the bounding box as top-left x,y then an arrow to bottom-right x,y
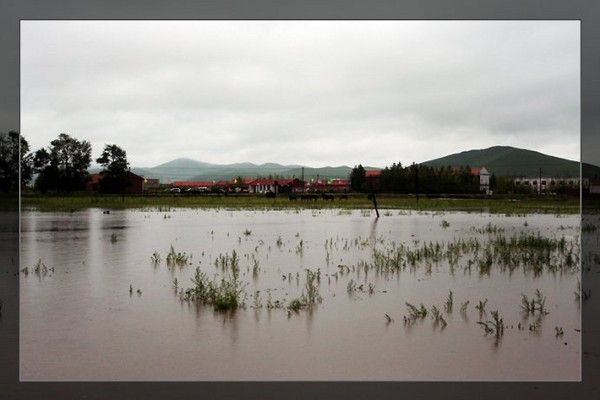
19,194 -> 580,214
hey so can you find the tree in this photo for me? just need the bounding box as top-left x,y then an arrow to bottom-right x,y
96,144 -> 130,193
489,173 -> 497,191
350,164 -> 366,192
0,131 -> 33,192
33,133 -> 92,192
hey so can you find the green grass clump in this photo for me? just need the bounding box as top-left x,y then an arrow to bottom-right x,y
182,266 -> 245,311
477,310 -> 504,338
288,298 -> 304,312
150,251 -> 161,264
555,326 -> 564,337
521,289 -> 549,315
475,298 -> 488,315
166,245 -> 191,267
444,290 -> 453,313
287,269 -> 322,313
430,305 -> 447,328
405,302 -> 428,322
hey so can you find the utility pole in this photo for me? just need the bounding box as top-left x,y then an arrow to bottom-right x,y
539,167 -> 542,195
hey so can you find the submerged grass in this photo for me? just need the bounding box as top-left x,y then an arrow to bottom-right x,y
477,310 -> 505,338
182,265 -> 245,311
521,289 -> 549,315
287,269 -> 323,313
166,245 -> 191,267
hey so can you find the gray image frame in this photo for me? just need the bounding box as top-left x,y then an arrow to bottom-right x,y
1,1 -> 599,399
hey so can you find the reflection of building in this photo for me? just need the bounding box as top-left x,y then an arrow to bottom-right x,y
85,171 -> 144,194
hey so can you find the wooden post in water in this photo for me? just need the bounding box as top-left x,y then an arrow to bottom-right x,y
371,191 -> 380,218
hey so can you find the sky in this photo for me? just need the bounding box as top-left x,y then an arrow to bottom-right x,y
20,21 -> 580,168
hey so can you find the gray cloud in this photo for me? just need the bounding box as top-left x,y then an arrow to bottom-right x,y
21,21 -> 579,167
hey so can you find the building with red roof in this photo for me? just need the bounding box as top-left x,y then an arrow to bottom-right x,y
305,178 -> 349,192
85,171 -> 145,194
247,178 -> 304,194
172,180 -> 216,189
365,169 -> 382,178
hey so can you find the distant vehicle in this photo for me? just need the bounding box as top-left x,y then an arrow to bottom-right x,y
169,187 -> 181,193
186,187 -> 208,193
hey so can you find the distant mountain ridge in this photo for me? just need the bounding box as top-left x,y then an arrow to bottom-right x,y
128,158 -> 357,183
422,146 -> 593,178
99,146 -> 596,183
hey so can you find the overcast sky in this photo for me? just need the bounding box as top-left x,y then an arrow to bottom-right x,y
21,21 -> 579,168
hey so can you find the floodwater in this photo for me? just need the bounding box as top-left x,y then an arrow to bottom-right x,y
20,208 -> 581,381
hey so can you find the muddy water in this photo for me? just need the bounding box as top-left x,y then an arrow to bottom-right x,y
20,209 -> 580,380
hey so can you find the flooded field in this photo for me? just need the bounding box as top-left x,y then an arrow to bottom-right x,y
20,208 -> 581,381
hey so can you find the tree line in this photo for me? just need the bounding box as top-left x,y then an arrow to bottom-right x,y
2,131 -> 577,196
350,163 -> 577,194
350,163 -> 481,194
0,131 -> 130,193
349,163 -> 557,195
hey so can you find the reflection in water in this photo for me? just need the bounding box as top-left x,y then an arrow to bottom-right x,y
20,209 -> 582,381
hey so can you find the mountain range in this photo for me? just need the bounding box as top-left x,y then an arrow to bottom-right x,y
127,159 -> 357,183
118,146 -> 595,183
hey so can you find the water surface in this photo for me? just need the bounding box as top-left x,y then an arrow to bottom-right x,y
20,209 -> 581,380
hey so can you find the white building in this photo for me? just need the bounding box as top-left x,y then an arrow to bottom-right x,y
514,177 -> 586,193
470,167 -> 490,194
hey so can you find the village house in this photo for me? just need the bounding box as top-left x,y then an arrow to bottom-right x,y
143,178 -> 160,191
172,180 -> 216,191
305,178 -> 350,192
364,169 -> 382,191
514,176 -> 586,193
470,167 -> 490,194
247,178 -> 304,194
328,178 -> 350,192
85,171 -> 145,194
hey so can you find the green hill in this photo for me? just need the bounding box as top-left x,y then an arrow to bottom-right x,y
422,146 -> 592,178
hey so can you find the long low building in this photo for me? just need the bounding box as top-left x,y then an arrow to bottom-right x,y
247,178 -> 304,194
514,177 -> 587,193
